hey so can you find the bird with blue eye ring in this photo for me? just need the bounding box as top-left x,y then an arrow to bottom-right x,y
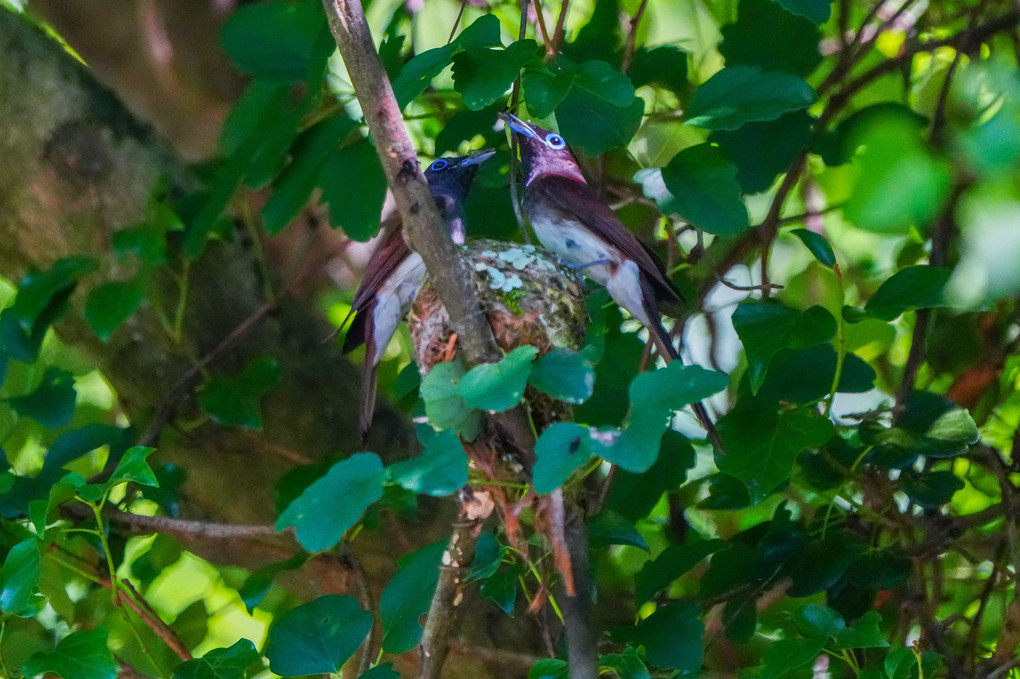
337,150 -> 494,441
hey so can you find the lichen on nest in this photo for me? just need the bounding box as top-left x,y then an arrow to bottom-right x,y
409,239 -> 587,376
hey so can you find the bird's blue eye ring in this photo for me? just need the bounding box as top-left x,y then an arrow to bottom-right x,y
429,159 -> 449,171
545,134 -> 566,150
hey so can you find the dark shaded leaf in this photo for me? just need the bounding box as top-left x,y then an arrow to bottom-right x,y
84,277 -> 146,341
600,646 -> 650,679
635,539 -> 726,604
756,345 -> 875,403
711,111 -> 814,194
790,228 -> 836,266
9,367 -> 77,428
587,510 -> 648,550
686,65 -> 816,131
849,549 -> 910,590
0,538 -> 42,617
606,429 -> 695,521
900,470 -> 964,508
716,401 -> 834,503
732,301 -> 836,392
380,541 -> 445,653
198,356 -> 280,430
638,144 -> 749,235
862,266 -> 952,321
420,361 -> 482,437
628,46 -> 688,94
555,61 -> 643,154
453,40 -> 540,110
758,637 -> 825,679
265,595 -> 371,676
612,601 -> 703,670
774,0 -> 832,23
319,139 -> 388,241
220,0 -> 332,82
720,0 -> 821,76
480,569 -> 517,614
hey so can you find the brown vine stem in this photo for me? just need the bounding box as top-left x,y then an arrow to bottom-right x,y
551,0 -> 569,51
620,0 -> 649,73
419,512 -> 486,679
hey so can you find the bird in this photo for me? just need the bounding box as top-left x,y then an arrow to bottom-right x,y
499,112 -> 720,443
339,150 -> 494,440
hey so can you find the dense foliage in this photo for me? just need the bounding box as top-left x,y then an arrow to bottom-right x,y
1,0 -> 1020,678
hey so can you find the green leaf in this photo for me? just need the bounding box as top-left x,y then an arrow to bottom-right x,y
44,428 -> 121,491
732,301 -> 836,392
24,628 -> 117,679
84,278 -> 146,341
716,401 -> 834,503
612,601 -> 704,670
359,664 -> 400,679
757,637 -> 825,679
265,595 -> 372,676
522,65 -> 576,118
9,367 -> 77,428
106,446 -> 158,490
421,361 -> 482,436
529,348 -> 595,404
795,603 -> 845,638
529,658 -> 569,679
458,345 -> 538,411
862,266 -> 952,321
600,646 -> 650,679
10,256 -> 97,334
391,14 -> 502,109
172,639 -> 260,679
710,111 -> 814,194
849,549 -> 910,589
601,363 -> 729,472
238,554 -> 307,613
628,46 -> 688,94
220,0 -> 332,82
720,0 -> 821,76
635,539 -> 727,604
900,470 -> 964,508
389,426 -> 469,497
639,144 -> 749,235
480,569 -> 518,614
467,532 -> 507,582
533,423 -> 595,494
844,112 -> 952,233
276,453 -> 387,552
261,117 -> 357,234
685,65 -> 817,131
756,345 -> 875,403
453,40 -> 540,110
318,139 -> 388,241
198,356 -> 281,430
773,0 -> 832,23
555,60 -> 644,154
833,611 -> 889,649
790,228 -> 836,266
587,510 -> 648,550
606,429 -> 696,521
862,391 -> 978,463
380,541 -> 445,653
0,538 -> 42,617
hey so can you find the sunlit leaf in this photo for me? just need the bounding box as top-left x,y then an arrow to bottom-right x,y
720,0 -> 821,76
276,453 -> 386,552
172,639 -> 260,679
0,538 -> 42,618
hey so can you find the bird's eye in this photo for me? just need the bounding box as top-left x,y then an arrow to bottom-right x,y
429,159 -> 449,171
545,134 -> 566,150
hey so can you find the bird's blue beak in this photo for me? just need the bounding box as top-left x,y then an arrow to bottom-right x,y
498,112 -> 540,140
461,149 -> 496,166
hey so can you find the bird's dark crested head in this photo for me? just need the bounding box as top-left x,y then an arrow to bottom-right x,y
499,112 -> 584,186
424,150 -> 494,241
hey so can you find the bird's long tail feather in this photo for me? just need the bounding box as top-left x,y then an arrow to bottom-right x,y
359,357 -> 378,445
646,312 -> 724,453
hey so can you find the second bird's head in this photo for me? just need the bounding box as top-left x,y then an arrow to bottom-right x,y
424,149 -> 495,242
499,112 -> 584,186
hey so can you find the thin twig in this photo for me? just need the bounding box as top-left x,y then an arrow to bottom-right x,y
620,0 -> 649,73
551,0 -> 569,51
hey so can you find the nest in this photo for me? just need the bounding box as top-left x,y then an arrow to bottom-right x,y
409,240 -> 589,433
409,240 -> 587,374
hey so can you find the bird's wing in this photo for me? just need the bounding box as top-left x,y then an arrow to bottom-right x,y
530,174 -> 683,304
350,227 -> 413,311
